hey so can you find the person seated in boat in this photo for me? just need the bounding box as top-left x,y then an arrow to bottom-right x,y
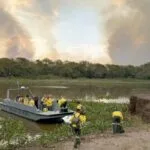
33,96 -> 39,108
23,95 -> 29,105
58,96 -> 68,112
41,94 -> 47,108
18,95 -> 24,103
44,95 -> 53,111
16,95 -> 20,102
28,98 -> 35,107
41,95 -> 46,103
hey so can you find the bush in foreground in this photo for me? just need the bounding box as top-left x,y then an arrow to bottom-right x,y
0,118 -> 27,150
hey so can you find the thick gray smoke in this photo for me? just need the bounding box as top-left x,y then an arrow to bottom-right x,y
0,0 -> 59,59
15,0 -> 60,59
0,7 -> 34,58
106,0 -> 150,65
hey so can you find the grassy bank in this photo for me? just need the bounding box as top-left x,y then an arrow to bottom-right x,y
36,101 -> 139,147
0,119 -> 27,150
0,101 -> 144,150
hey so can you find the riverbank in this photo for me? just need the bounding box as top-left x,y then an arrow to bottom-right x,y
19,101 -> 146,150
0,102 -> 130,149
0,100 -> 148,149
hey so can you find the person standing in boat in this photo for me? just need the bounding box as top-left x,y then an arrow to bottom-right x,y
18,95 -> 24,103
45,95 -> 53,111
23,95 -> 29,105
58,96 -> 68,112
33,96 -> 39,108
41,95 -> 53,111
28,97 -> 35,107
16,95 -> 20,102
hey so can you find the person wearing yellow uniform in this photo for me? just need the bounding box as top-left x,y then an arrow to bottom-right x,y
58,96 -> 67,108
58,96 -> 68,112
77,103 -> 82,110
112,111 -> 124,134
23,95 -> 29,105
28,98 -> 35,107
41,95 -> 47,110
44,96 -> 53,111
41,95 -> 53,111
70,108 -> 86,149
76,101 -> 86,114
41,95 -> 46,103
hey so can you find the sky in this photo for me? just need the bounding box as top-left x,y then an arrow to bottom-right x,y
55,6 -> 110,63
0,0 -> 150,66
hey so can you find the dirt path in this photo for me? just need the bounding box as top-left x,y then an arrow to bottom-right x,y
55,129 -> 150,150
21,128 -> 150,150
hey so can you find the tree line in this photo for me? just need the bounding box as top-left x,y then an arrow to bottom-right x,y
0,57 -> 150,79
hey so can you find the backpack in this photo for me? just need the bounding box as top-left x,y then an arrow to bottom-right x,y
71,114 -> 80,124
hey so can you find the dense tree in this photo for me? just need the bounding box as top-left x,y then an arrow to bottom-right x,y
0,57 -> 149,79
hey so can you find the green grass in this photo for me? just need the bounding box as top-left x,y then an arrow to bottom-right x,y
0,101 -> 142,149
0,118 -> 27,150
37,101 -> 136,147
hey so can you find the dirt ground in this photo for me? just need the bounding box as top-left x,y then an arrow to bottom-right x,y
55,130 -> 150,150
21,127 -> 150,150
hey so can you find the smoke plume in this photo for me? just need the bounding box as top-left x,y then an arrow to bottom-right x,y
2,0 -> 150,65
0,2 -> 34,58
0,0 -> 59,59
0,0 -> 112,64
106,0 -> 150,65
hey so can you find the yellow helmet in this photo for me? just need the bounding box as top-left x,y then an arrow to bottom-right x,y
77,104 -> 82,110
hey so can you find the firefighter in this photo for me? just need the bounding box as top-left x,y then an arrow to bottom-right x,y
41,95 -> 53,111
76,101 -> 86,114
23,95 -> 29,105
112,111 -> 125,134
28,98 -> 35,107
58,96 -> 68,112
70,107 -> 86,149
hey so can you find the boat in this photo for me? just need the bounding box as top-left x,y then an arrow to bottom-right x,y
0,86 -> 74,122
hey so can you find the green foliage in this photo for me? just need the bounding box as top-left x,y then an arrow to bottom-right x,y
39,125 -> 72,147
38,102 -> 133,146
0,118 -> 27,150
0,57 -> 149,79
80,102 -> 131,135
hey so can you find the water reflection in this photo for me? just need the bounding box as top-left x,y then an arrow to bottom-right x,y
93,97 -> 129,104
32,86 -> 68,89
1,82 -> 150,100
